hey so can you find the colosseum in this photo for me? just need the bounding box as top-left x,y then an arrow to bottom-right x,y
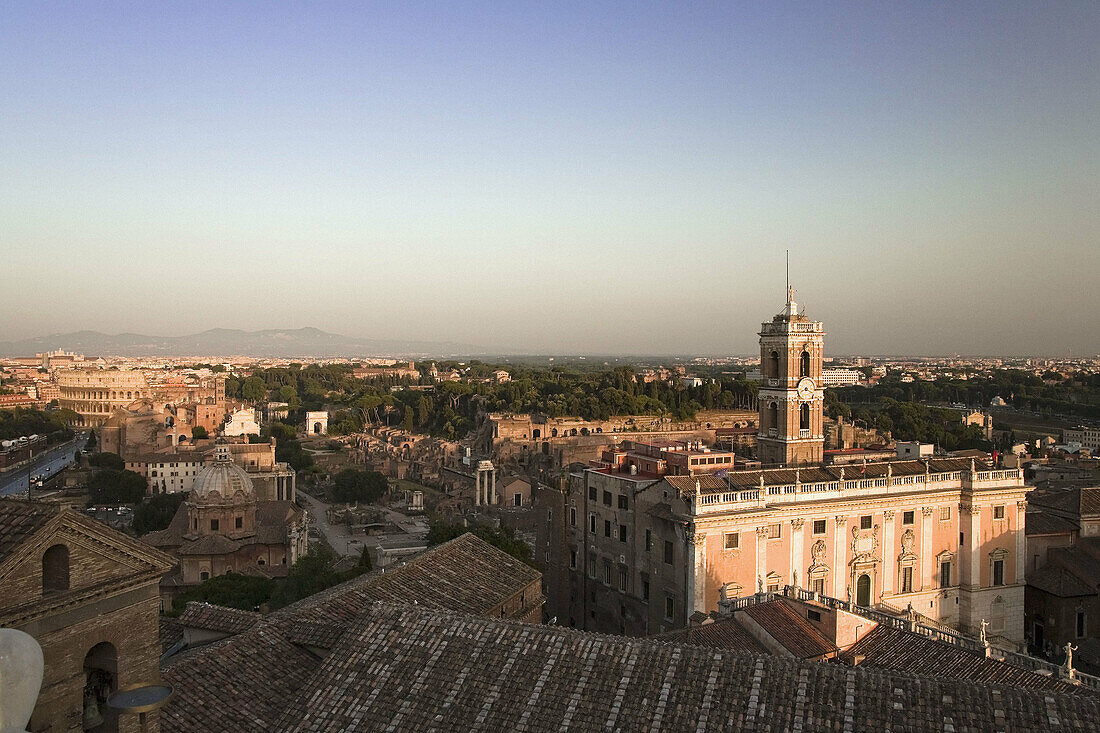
56,369 -> 153,426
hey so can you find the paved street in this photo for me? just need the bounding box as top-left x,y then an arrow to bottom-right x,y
0,434 -> 87,497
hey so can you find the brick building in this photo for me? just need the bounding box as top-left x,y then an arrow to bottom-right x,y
0,499 -> 174,732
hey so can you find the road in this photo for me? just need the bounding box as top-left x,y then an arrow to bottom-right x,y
0,434 -> 88,497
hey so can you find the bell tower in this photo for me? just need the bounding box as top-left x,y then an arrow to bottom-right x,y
757,287 -> 825,466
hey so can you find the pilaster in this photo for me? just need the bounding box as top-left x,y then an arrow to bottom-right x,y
790,519 -> 805,587
921,507 -> 934,591
882,510 -> 895,595
833,516 -> 846,598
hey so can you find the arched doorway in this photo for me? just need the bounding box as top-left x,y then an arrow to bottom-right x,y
83,641 -> 118,732
313,422 -> 322,434
855,573 -> 871,607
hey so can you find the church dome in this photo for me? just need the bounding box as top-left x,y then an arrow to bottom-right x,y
191,446 -> 254,502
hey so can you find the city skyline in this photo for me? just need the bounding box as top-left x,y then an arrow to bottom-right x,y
2,3 -> 1098,355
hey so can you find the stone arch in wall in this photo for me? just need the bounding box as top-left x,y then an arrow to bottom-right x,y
42,544 -> 70,593
83,641 -> 119,732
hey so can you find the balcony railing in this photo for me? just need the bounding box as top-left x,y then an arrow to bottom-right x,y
799,429 -> 810,438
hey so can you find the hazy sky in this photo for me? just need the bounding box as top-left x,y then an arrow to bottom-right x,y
2,2 -> 1098,356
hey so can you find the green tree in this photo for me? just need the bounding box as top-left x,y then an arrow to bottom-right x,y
87,469 -> 147,505
241,376 -> 268,403
426,519 -> 535,567
88,452 -> 125,471
170,573 -> 275,615
331,468 -> 388,504
191,425 -> 209,439
133,492 -> 187,534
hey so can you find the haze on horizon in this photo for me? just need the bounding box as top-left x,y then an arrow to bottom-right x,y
2,2 -> 1098,357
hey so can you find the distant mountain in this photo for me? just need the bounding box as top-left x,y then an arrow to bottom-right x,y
0,328 -> 476,359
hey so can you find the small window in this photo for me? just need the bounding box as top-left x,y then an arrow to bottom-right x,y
587,556 -> 596,578
939,507 -> 951,521
993,505 -> 1005,520
589,486 -> 597,501
665,596 -> 675,620
903,510 -> 914,525
812,519 -> 826,535
767,523 -> 781,540
602,491 -> 612,507
812,578 -> 826,596
604,520 -> 612,538
210,519 -> 219,531
940,561 -> 952,588
603,563 -> 611,584
645,529 -> 652,552
200,571 -> 210,581
807,609 -> 821,622
618,568 -> 627,591
992,559 -> 1005,586
618,495 -> 628,510
664,540 -> 673,564
570,507 -> 576,527
235,516 -> 243,529
569,549 -> 577,569
642,578 -> 651,601
724,532 -> 739,550
618,524 -> 627,542
589,514 -> 597,533
860,515 -> 872,530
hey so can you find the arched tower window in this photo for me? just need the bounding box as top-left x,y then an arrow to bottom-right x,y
768,403 -> 778,430
42,544 -> 70,593
768,351 -> 780,379
800,350 -> 810,378
800,403 -> 810,430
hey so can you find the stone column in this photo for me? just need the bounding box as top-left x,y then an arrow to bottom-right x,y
755,526 -> 768,593
921,507 -> 934,591
882,511 -> 895,596
790,519 -> 805,588
833,516 -> 846,599
690,529 -> 708,616
474,472 -> 482,506
1015,501 -> 1027,584
491,469 -> 497,505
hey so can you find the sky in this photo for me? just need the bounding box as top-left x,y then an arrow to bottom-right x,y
1,2 -> 1098,356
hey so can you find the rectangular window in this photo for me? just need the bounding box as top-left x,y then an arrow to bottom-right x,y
812,519 -> 826,535
604,520 -> 612,538
767,523 -> 781,540
994,505 -> 1005,520
807,609 -> 822,622
235,516 -> 243,529
588,556 -> 596,578
724,532 -> 739,550
603,563 -> 611,584
618,568 -> 627,591
940,507 -> 951,521
645,529 -> 652,552
812,578 -> 825,596
860,515 -> 873,530
589,514 -> 597,533
570,507 -> 576,526
940,561 -> 952,588
569,549 -> 577,569
665,596 -> 675,620
960,532 -> 964,546
618,495 -> 629,510
642,579 -> 650,601
901,566 -> 913,593
589,486 -> 597,501
210,519 -> 219,531
903,510 -> 914,525
618,524 -> 627,542
603,491 -> 612,507
992,559 -> 1004,586
1077,611 -> 1086,639
664,540 -> 674,564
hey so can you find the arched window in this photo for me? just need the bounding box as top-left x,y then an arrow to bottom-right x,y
768,350 -> 780,378
83,642 -> 119,732
800,403 -> 810,430
200,571 -> 210,581
43,544 -> 70,592
800,350 -> 810,378
768,403 -> 778,430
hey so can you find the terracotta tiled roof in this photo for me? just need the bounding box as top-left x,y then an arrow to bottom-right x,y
159,617 -> 184,654
178,601 -> 262,635
0,500 -> 55,565
1080,487 -> 1100,515
741,600 -> 838,658
178,533 -> 240,555
272,532 -> 541,649
840,625 -> 1084,694
264,602 -> 1100,732
161,625 -> 321,733
1026,510 -> 1079,535
655,616 -> 768,653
